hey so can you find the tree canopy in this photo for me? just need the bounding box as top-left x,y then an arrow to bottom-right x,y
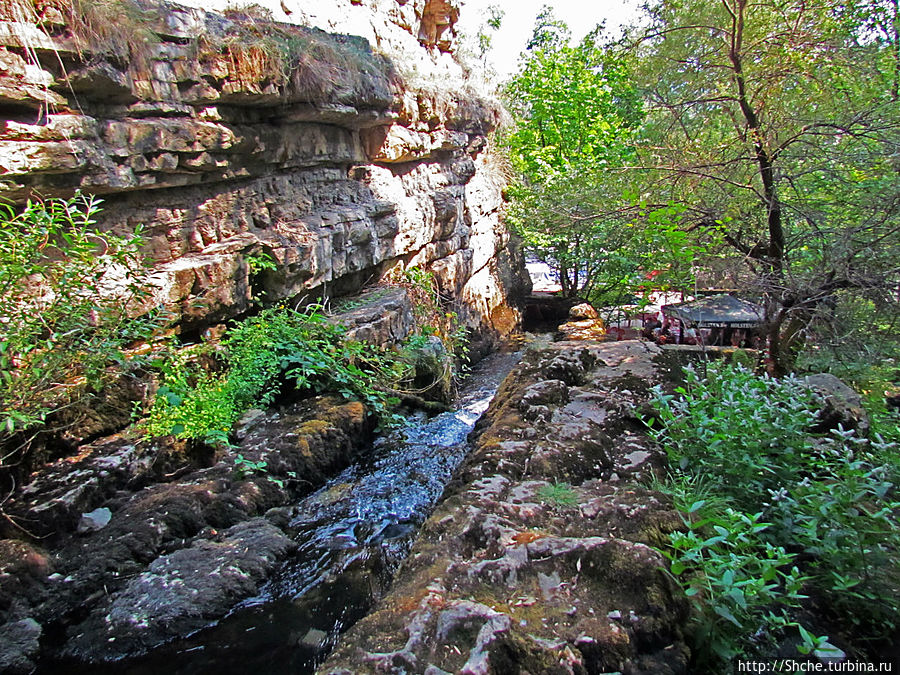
502,9 -> 651,302
504,0 -> 900,373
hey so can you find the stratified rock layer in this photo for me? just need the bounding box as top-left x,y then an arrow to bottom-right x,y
0,0 -> 524,338
321,340 -> 691,675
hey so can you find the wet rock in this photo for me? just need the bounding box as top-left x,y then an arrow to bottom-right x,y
76,507 -> 113,534
0,392 -> 375,666
0,617 -> 42,675
412,335 -> 452,401
65,519 -> 295,660
301,627 -> 329,648
264,506 -> 294,529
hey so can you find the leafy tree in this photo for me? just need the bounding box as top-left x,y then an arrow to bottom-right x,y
627,0 -> 900,373
503,8 -> 648,302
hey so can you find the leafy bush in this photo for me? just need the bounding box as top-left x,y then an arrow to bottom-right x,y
649,362 -> 900,664
0,193 -> 160,450
663,501 -> 807,665
146,305 -> 403,445
771,429 -> 900,633
650,363 -> 820,508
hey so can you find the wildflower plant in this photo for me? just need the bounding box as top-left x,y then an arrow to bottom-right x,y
649,362 -> 900,664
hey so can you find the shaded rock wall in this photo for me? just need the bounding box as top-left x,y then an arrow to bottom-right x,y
0,0 -> 524,338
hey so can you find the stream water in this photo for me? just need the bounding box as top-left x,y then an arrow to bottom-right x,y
88,348 -> 523,675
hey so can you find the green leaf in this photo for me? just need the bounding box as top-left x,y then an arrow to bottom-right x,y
713,605 -> 741,627
688,500 -> 706,514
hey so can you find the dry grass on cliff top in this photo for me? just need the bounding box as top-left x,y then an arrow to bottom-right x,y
210,4 -> 398,103
1,0 -> 160,69
2,0 -> 397,104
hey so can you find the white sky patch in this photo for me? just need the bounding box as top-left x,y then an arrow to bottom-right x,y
457,0 -> 645,79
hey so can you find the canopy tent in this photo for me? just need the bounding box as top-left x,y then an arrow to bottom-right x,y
662,294 -> 764,329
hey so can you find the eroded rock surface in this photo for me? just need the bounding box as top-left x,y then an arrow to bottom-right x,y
0,394 -> 372,665
0,0 -> 525,341
320,340 -> 691,675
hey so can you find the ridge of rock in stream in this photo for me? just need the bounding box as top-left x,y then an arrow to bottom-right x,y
320,339 -> 692,675
0,393 -> 372,670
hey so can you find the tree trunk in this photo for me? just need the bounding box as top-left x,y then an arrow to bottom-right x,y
723,0 -> 785,272
766,308 -> 807,377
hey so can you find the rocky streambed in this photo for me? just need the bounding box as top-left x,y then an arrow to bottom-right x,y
0,344 -> 524,673
0,337 -> 695,674
321,339 -> 691,675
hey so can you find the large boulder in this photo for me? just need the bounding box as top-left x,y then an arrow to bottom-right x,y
804,373 -> 870,436
569,302 -> 599,320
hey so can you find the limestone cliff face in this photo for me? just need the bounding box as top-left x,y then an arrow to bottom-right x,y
0,0 -> 525,339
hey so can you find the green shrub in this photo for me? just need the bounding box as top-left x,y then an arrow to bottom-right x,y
0,193 -> 161,450
663,501 -> 808,665
649,362 -> 900,664
146,305 -> 403,445
650,363 -> 820,508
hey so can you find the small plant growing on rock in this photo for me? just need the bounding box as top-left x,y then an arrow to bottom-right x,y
536,482 -> 578,507
233,453 -> 267,479
244,248 -> 277,276
394,266 -> 470,401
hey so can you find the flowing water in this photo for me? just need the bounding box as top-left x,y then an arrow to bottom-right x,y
90,348 -> 523,674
